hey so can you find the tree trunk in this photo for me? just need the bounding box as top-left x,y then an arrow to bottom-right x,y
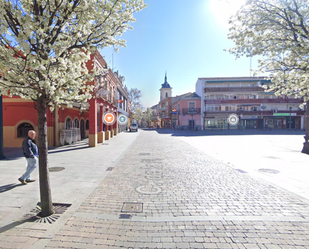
37,94 -> 54,217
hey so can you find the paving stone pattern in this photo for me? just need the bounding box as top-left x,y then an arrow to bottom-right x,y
1,130 -> 309,248
47,131 -> 309,248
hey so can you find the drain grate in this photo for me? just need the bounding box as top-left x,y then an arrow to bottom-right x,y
121,202 -> 143,213
106,167 -> 114,171
139,153 -> 150,156
258,168 -> 280,174
235,169 -> 247,174
49,167 -> 65,172
119,214 -> 132,219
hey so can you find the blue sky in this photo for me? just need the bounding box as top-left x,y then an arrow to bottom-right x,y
100,0 -> 254,108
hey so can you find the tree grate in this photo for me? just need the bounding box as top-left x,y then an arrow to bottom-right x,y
23,202 -> 71,224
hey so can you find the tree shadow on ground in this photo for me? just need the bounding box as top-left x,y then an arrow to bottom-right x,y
142,128 -> 305,137
0,216 -> 37,234
48,145 -> 90,154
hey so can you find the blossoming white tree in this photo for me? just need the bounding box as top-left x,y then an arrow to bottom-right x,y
0,0 -> 145,217
228,0 -> 309,153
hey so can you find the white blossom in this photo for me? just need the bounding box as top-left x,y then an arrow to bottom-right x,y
0,0 -> 146,106
228,0 -> 309,101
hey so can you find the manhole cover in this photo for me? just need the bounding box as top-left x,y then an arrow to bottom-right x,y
258,168 -> 280,174
235,169 -> 247,173
121,202 -> 143,213
106,167 -> 114,171
139,153 -> 150,156
49,167 -> 65,172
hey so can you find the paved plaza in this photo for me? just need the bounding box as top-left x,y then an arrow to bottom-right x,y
0,129 -> 309,249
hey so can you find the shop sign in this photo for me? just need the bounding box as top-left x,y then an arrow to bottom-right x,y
273,113 -> 297,116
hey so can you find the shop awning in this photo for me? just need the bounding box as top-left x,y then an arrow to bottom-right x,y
117,108 -> 129,116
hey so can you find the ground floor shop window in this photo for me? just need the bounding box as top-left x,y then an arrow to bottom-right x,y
205,119 -> 231,129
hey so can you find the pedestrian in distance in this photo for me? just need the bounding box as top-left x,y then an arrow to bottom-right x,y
18,130 -> 38,185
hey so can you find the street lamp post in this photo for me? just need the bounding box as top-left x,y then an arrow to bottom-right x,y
188,108 -> 197,131
238,107 -> 243,130
260,104 -> 266,129
302,100 -> 309,154
0,95 -> 5,159
289,106 -> 292,130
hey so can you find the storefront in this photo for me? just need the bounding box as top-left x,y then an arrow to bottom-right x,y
264,115 -> 301,129
204,118 -> 237,130
204,114 -> 302,130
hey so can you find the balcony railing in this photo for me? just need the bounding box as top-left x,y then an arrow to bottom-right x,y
205,98 -> 303,104
204,110 -> 305,116
182,108 -> 201,115
204,86 -> 263,93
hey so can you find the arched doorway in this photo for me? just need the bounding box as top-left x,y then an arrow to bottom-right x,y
80,119 -> 85,139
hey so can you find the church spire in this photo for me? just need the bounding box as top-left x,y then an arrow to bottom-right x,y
161,71 -> 171,88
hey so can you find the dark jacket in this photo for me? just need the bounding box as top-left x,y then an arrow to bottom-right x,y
22,137 -> 38,158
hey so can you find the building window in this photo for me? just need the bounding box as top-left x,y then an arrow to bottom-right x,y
206,105 -> 214,111
65,118 -> 72,129
166,92 -> 168,97
74,119 -> 79,128
17,123 -> 34,138
214,105 -> 221,111
188,102 -> 196,109
86,120 -> 89,130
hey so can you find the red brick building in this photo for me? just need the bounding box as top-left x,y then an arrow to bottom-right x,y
2,50 -> 127,148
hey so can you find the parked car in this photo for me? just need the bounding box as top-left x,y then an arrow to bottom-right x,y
130,123 -> 138,132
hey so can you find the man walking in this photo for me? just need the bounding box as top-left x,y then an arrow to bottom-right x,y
18,130 -> 38,185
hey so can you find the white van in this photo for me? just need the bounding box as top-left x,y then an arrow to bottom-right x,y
129,123 -> 138,132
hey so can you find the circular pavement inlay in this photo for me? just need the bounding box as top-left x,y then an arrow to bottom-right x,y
258,168 -> 280,174
136,185 -> 162,194
49,167 -> 65,172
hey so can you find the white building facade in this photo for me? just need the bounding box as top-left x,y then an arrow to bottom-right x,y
196,77 -> 305,130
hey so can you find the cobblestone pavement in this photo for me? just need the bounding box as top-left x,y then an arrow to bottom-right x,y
1,130 -> 309,249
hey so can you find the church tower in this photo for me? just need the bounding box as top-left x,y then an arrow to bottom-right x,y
160,73 -> 172,101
